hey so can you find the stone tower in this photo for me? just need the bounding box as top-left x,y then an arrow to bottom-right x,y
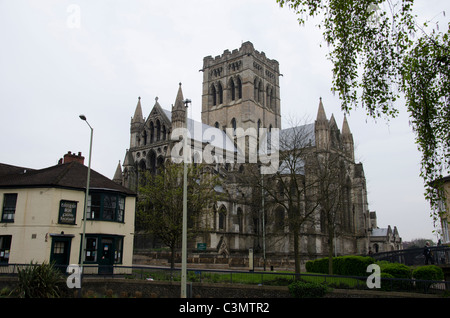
201,41 -> 281,134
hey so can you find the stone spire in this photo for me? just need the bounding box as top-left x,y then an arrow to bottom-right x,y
314,97 -> 330,149
316,97 -> 327,122
342,115 -> 352,136
342,115 -> 354,161
171,83 -> 186,130
130,97 -> 144,149
132,96 -> 144,124
113,161 -> 122,185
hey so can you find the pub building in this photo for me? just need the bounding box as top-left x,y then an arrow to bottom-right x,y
0,152 -> 136,273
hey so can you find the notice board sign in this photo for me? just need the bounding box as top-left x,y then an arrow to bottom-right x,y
197,243 -> 206,251
59,200 -> 77,224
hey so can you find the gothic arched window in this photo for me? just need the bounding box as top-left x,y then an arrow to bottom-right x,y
231,118 -> 237,136
229,78 -> 235,101
275,206 -> 285,232
217,82 -> 223,104
257,119 -> 261,137
162,125 -> 167,140
149,150 -> 156,175
156,120 -> 161,141
258,81 -> 263,103
149,122 -> 154,144
237,77 -> 242,99
211,85 -> 217,106
143,130 -> 147,145
219,206 -> 227,230
266,85 -> 274,110
268,124 -> 273,151
235,207 -> 243,233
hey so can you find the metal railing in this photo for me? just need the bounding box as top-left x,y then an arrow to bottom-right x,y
1,263 -> 448,295
371,246 -> 450,266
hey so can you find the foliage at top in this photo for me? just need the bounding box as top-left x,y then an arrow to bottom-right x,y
277,0 -> 450,224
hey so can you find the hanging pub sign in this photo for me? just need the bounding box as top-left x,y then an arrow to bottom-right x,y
58,200 -> 77,225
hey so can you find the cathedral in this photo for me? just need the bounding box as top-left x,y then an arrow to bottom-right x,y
114,41 -> 400,266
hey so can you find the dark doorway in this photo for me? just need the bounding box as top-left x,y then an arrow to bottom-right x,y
50,235 -> 73,272
98,238 -> 114,274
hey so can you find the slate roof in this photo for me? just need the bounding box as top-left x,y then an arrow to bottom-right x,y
162,108 -> 238,153
0,163 -> 34,178
0,161 -> 135,196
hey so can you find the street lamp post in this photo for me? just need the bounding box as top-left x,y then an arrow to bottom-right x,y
181,99 -> 190,298
79,114 -> 93,296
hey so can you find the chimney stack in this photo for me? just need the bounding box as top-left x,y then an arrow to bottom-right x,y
59,151 -> 85,165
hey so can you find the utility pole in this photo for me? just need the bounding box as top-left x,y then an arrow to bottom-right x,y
78,114 -> 93,297
181,99 -> 191,298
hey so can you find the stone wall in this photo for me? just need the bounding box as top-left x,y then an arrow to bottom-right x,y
133,250 -> 297,271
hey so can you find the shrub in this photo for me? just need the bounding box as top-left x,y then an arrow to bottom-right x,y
378,263 -> 412,291
412,265 -> 444,281
379,262 -> 411,279
412,265 -> 445,293
335,256 -> 375,276
305,257 -> 329,274
288,280 -> 329,298
16,261 -> 62,298
305,255 -> 375,276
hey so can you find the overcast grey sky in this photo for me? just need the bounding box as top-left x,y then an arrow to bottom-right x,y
0,0 -> 448,242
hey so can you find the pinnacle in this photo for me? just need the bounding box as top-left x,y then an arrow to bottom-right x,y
316,97 -> 327,122
173,82 -> 185,110
132,96 -> 144,123
342,115 -> 352,135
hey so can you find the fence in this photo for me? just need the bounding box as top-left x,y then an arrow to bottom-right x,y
1,263 -> 448,296
371,246 -> 450,266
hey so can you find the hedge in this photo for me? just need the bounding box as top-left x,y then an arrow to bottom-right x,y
378,262 -> 412,279
305,256 -> 375,276
288,280 -> 329,298
412,265 -> 444,281
412,265 -> 444,292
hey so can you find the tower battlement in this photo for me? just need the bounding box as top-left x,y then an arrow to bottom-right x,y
202,41 -> 279,73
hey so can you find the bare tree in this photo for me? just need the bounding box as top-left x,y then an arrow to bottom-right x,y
237,116 -> 321,274
308,149 -> 347,274
137,162 -> 223,268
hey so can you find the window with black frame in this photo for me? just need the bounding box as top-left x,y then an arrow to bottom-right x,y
82,235 -> 124,265
0,235 -> 11,263
86,192 -> 125,222
1,193 -> 17,222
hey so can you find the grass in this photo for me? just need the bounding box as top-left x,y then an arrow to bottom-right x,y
129,267 -> 365,289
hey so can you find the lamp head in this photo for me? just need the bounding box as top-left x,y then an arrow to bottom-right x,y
79,114 -> 87,121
